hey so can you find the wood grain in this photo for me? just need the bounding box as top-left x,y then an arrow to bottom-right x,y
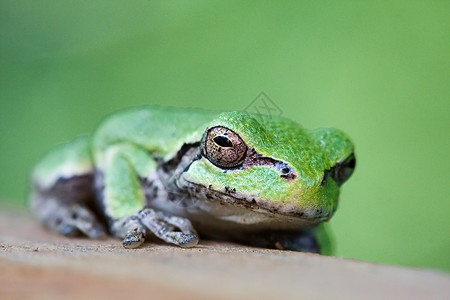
0,209 -> 448,300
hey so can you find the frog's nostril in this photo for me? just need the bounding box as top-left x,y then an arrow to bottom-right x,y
281,167 -> 290,174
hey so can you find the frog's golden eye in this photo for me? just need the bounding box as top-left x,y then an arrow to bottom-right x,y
204,126 -> 247,168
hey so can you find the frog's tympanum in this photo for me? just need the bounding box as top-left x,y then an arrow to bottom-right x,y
30,106 -> 355,253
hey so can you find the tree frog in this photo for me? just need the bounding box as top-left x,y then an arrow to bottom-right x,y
30,106 -> 355,253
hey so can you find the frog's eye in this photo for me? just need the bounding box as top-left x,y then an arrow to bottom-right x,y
204,126 -> 247,168
327,153 -> 356,186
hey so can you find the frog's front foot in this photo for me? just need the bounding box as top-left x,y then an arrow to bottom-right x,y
111,208 -> 199,249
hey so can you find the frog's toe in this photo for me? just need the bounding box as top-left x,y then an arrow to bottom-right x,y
138,208 -> 199,248
61,224 -> 80,237
110,216 -> 148,249
76,220 -> 107,239
166,232 -> 199,248
122,228 -> 145,249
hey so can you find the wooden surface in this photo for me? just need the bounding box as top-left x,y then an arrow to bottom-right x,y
0,209 -> 448,300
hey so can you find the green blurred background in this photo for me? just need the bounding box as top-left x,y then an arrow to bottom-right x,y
1,1 -> 448,271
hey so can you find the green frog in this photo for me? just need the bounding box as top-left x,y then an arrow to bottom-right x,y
30,106 -> 355,253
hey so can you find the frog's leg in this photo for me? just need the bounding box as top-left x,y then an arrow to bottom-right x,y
30,136 -> 106,238
98,144 -> 199,249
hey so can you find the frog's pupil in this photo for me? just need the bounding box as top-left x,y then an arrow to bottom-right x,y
214,136 -> 233,147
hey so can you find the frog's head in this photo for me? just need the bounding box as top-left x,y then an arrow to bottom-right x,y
181,111 -> 355,225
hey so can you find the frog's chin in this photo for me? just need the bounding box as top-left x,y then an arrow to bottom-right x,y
178,179 -> 333,223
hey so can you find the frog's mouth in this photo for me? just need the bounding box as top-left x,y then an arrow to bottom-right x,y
179,178 -> 333,224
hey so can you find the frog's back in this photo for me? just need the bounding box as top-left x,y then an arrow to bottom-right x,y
93,106 -> 221,160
